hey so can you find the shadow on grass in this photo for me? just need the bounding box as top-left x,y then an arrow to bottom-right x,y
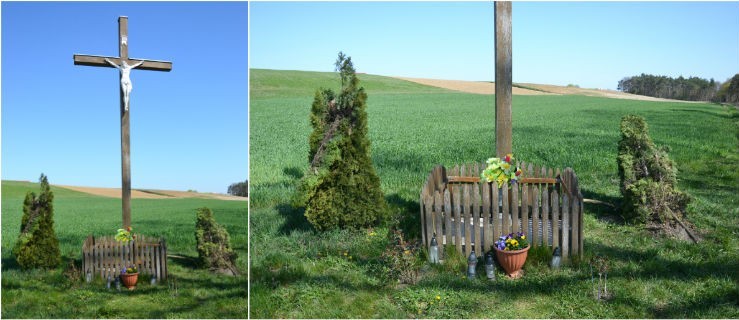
386,193 -> 421,240
581,189 -> 623,224
251,260 -> 381,293
649,286 -> 739,318
670,108 -> 730,119
276,203 -> 312,235
169,254 -> 199,270
1,257 -> 20,272
586,242 -> 738,281
283,167 -> 304,180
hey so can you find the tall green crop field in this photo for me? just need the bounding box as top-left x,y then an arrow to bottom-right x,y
250,69 -> 738,318
1,180 -> 248,318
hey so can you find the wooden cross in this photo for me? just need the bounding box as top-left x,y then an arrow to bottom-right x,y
495,2 -> 512,157
73,16 -> 172,229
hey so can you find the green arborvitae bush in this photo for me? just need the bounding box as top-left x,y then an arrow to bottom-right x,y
617,115 -> 690,223
195,207 -> 238,275
294,52 -> 388,231
12,174 -> 61,269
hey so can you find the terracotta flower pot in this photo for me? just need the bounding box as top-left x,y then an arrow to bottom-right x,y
120,273 -> 139,290
495,246 -> 529,279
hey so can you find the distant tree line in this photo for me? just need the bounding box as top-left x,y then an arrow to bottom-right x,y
227,180 -> 248,197
618,73 -> 739,104
715,74 -> 739,105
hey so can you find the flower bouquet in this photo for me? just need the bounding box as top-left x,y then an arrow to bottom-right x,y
481,154 -> 522,186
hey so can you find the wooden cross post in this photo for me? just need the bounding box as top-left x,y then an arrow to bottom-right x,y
73,16 -> 172,229
495,2 -> 512,157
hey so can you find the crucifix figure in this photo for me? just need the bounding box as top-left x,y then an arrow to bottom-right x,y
73,16 -> 172,228
104,58 -> 144,111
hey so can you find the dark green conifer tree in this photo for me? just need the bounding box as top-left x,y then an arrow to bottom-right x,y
195,207 -> 238,275
13,174 -> 61,269
295,52 -> 388,231
617,115 -> 689,223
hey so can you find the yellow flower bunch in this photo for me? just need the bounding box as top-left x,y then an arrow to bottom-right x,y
481,154 -> 523,185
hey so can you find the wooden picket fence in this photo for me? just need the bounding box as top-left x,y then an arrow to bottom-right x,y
82,234 -> 168,281
420,162 -> 584,262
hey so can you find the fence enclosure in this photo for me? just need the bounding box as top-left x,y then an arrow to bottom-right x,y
420,162 -> 583,261
82,234 -> 168,281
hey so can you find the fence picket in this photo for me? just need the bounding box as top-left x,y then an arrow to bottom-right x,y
492,182 -> 500,243
454,185 -> 462,254
474,163 -> 482,254
511,184 -> 519,233
501,182 -> 510,236
420,193 -> 427,248
542,187 -> 550,248
482,182 -> 492,254
532,186 -> 540,246
424,194 -> 434,250
562,193 -> 570,262
521,181 -> 529,237
434,191 -> 443,259
552,190 -> 560,252
443,189 -> 451,260
463,184 -> 472,256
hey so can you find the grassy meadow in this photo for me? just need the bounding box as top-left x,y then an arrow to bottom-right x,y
249,69 -> 738,318
1,181 -> 247,318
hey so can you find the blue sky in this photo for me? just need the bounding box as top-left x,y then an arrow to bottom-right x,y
250,1 -> 739,90
2,2 -> 248,193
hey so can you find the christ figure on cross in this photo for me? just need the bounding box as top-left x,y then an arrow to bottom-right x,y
104,58 -> 144,111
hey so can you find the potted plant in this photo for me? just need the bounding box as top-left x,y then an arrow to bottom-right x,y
120,266 -> 139,290
494,232 -> 530,279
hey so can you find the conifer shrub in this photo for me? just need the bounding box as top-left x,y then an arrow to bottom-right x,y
195,207 -> 238,275
293,52 -> 388,231
617,115 -> 690,223
13,174 -> 61,269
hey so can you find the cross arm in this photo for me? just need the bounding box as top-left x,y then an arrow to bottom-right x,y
73,54 -> 172,72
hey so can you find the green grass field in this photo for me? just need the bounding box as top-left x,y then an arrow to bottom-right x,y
1,181 -> 247,318
250,69 -> 738,318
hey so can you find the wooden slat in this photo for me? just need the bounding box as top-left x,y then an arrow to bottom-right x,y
420,192 -> 427,248
434,191 -> 443,259
96,239 -> 102,278
521,180 -> 529,237
448,176 -> 557,184
511,184 -> 519,233
542,186 -> 550,248
492,182 -> 500,242
472,181 -> 481,255
162,238 -> 168,280
571,192 -> 580,257
153,240 -> 160,279
525,163 -> 532,204
482,182 -> 492,254
532,186 -> 540,247
463,184 -> 472,256
552,190 -> 560,252
73,54 -> 173,71
424,195 -> 434,251
562,193 -> 570,262
501,182 -> 510,236
573,170 -> 584,257
443,189 -> 452,259
454,185 -> 462,255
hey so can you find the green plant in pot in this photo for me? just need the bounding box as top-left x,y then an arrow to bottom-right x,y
120,265 -> 139,290
494,232 -> 530,279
